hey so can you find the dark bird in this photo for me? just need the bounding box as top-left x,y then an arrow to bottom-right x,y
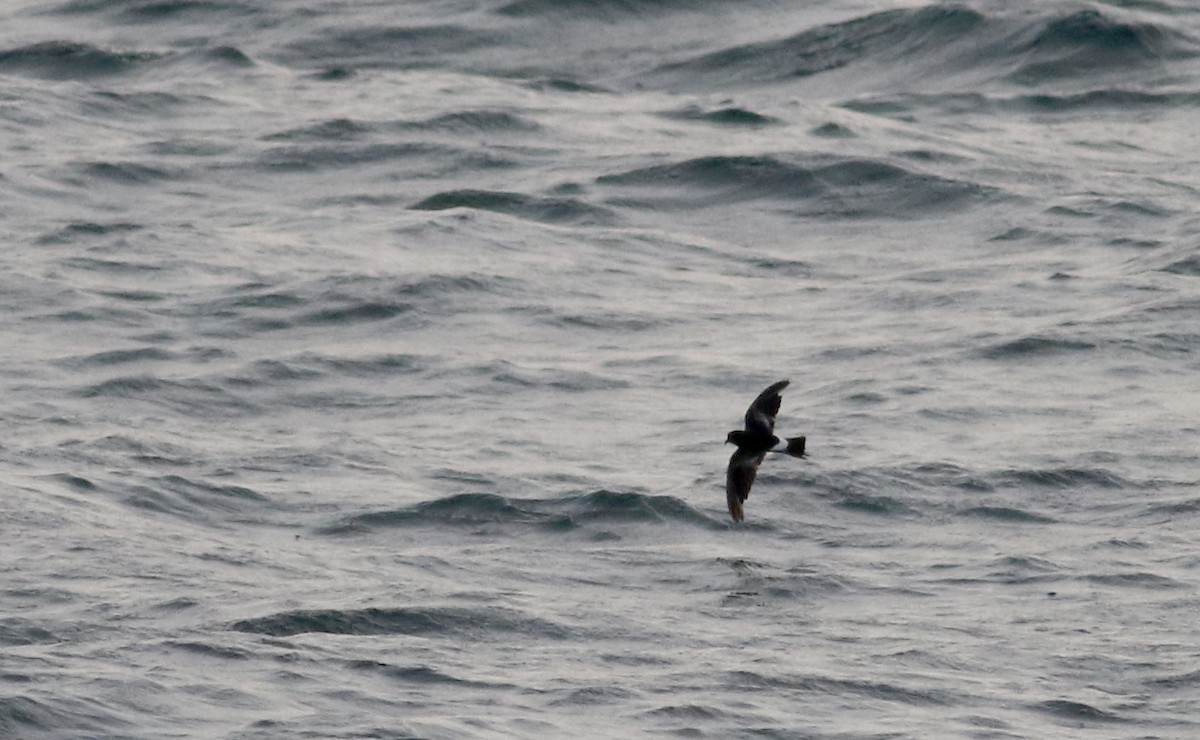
725,379 -> 807,521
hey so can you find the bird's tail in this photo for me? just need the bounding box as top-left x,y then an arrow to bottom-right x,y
784,436 -> 806,457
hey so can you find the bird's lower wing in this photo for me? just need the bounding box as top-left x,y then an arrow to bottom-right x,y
726,451 -> 764,522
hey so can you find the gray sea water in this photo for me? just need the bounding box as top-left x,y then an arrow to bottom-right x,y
3,0 -> 1200,737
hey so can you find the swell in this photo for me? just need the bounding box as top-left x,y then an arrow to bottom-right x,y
595,154 -> 998,218
640,5 -> 1196,92
318,489 -> 727,536
229,605 -> 568,638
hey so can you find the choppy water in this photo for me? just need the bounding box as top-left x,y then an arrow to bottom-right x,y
3,0 -> 1200,737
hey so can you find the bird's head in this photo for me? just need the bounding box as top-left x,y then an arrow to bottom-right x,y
725,430 -> 741,446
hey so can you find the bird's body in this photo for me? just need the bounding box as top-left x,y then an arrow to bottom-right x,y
725,380 -> 807,522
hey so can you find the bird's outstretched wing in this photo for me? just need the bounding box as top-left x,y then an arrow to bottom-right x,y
726,449 -> 765,522
743,379 -> 790,435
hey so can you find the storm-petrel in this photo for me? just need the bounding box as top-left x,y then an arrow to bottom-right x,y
725,379 -> 807,522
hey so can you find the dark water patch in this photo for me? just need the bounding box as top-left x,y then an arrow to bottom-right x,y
257,142 -> 446,172
49,473 -> 97,492
194,45 -> 254,67
97,289 -> 166,303
844,92 -> 992,119
811,121 -> 856,138
77,375 -> 258,417
1162,254 -> 1200,276
58,434 -> 196,467
597,155 -> 820,201
112,1 -> 257,23
320,493 -> 545,534
1005,88 -> 1200,114
960,506 -> 1055,524
406,110 -> 541,133
412,189 -> 615,225
230,605 -> 567,639
321,490 -> 723,535
0,619 -> 59,647
208,273 -> 505,337
228,290 -> 305,310
989,226 -> 1069,245
660,105 -> 778,127
83,90 -> 196,119
120,475 -> 269,521
1036,698 -> 1126,723
59,347 -> 174,368
281,24 -> 498,70
994,467 -> 1128,490
724,565 -> 851,602
350,661 -> 513,690
548,686 -> 638,707
520,76 -> 612,94
643,5 -> 985,88
477,361 -> 631,391
78,161 -> 176,185
498,0 -> 724,18
1148,669 -> 1200,689
597,154 -> 995,216
551,312 -> 660,333
1006,10 -> 1187,86
0,695 -> 127,738
1141,496 -> 1200,519
265,118 -> 375,142
309,66 -> 355,81
222,359 -> 324,388
1082,571 -> 1184,589
299,301 -> 414,327
980,555 -> 1063,585
978,335 -> 1096,360
642,703 -> 726,721
726,669 -> 955,706
154,598 -> 199,611
802,159 -> 996,218
36,221 -> 143,246
559,490 -> 723,529
835,493 -> 918,517
0,41 -> 161,79
167,641 -> 250,660
306,353 -> 426,378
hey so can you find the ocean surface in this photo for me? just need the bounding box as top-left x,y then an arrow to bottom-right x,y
3,0 -> 1200,737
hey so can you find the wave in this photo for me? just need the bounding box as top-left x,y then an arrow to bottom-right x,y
992,467 -> 1130,490
640,5 -> 1195,93
497,0 -> 728,19
256,141 -> 455,172
1006,9 -> 1186,86
280,24 -> 499,70
319,489 -> 726,535
642,5 -> 986,89
229,605 -> 568,638
595,154 -> 997,217
124,475 -> 269,521
0,40 -> 161,79
724,669 -> 957,706
192,272 -> 508,338
77,375 -> 259,417
347,660 -> 514,689
411,189 -> 617,225
660,106 -> 777,126
77,161 -> 177,185
1035,699 -> 1126,724
0,695 -> 127,739
405,110 -> 542,133
977,335 -> 1097,360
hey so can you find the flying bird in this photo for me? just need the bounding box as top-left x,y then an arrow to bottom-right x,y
725,379 -> 807,522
